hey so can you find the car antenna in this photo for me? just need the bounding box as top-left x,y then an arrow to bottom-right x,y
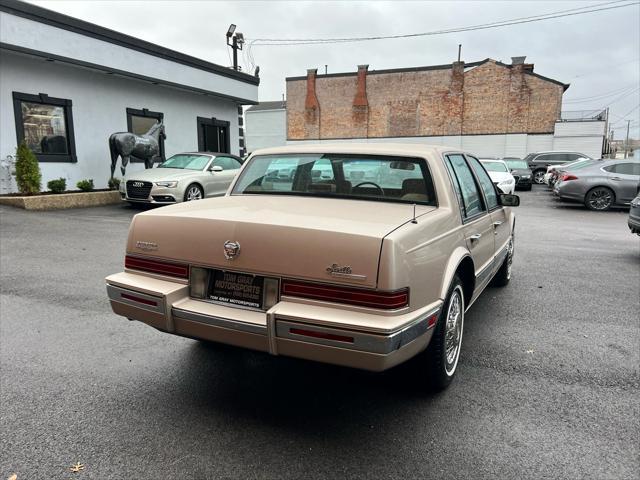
411,204 -> 418,224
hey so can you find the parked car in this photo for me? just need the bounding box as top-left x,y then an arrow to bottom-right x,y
629,193 -> 640,234
503,158 -> 533,190
553,160 -> 640,210
523,151 -> 590,185
120,152 -> 243,205
480,159 -> 516,194
545,158 -> 597,187
106,144 -> 519,391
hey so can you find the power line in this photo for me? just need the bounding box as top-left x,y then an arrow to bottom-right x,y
248,1 -> 638,46
563,84 -> 639,104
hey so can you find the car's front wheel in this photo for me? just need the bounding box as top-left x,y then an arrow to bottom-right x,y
584,186 -> 614,211
425,276 -> 465,391
184,184 -> 204,202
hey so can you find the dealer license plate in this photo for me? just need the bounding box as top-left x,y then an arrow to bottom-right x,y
207,270 -> 265,309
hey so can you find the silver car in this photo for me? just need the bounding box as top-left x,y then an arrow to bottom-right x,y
120,152 -> 243,205
553,160 -> 640,210
629,193 -> 640,234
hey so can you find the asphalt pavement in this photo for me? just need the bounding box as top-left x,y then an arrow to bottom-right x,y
1,187 -> 638,479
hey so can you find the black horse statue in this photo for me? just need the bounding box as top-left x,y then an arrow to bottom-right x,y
109,122 -> 166,177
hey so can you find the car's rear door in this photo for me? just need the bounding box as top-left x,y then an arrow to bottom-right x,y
444,154 -> 495,294
606,162 -> 640,204
466,155 -> 511,274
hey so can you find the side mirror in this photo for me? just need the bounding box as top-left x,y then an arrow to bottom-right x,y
210,165 -> 223,173
499,193 -> 520,207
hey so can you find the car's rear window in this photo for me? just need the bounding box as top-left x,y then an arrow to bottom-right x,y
232,153 -> 437,205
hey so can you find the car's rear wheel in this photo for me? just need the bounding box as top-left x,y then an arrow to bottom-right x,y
184,184 -> 203,202
425,276 -> 465,391
533,170 -> 546,184
492,234 -> 514,287
584,186 -> 614,211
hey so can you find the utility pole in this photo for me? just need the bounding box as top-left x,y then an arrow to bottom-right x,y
624,119 -> 631,158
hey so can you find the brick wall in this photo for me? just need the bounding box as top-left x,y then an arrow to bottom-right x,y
286,59 -> 565,140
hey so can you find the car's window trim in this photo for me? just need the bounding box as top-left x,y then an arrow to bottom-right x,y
232,153 -> 439,207
444,153 -> 489,222
466,154 -> 502,212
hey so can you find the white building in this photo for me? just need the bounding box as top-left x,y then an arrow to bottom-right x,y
244,101 -> 287,152
0,0 -> 258,192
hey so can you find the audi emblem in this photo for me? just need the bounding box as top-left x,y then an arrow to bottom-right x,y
132,181 -> 144,187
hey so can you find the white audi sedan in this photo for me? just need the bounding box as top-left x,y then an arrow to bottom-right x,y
480,159 -> 516,194
120,152 -> 243,205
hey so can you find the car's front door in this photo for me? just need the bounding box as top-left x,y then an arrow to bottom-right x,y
605,162 -> 640,204
204,156 -> 243,197
445,154 -> 495,295
467,155 -> 511,274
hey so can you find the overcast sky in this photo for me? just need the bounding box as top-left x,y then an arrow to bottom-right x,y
30,0 -> 640,138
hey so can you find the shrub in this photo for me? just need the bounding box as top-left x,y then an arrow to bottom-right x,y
76,179 -> 94,192
15,141 -> 41,194
47,178 -> 67,194
108,177 -> 121,190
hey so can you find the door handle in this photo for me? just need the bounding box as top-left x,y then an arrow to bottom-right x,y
468,233 -> 482,242
493,221 -> 503,227
610,177 -> 622,181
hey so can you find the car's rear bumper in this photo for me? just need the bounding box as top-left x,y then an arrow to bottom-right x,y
106,272 -> 441,372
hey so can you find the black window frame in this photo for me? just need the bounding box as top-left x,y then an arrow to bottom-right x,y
126,107 -> 165,163
12,92 -> 77,163
444,153 -> 488,222
197,116 -> 231,154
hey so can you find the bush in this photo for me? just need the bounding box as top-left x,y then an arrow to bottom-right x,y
47,178 -> 67,194
108,177 -> 121,190
76,179 -> 94,192
15,141 -> 41,194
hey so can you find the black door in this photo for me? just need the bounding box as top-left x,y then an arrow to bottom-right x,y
197,117 -> 230,153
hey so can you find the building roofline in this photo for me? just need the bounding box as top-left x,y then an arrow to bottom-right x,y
0,0 -> 259,86
286,58 -> 569,91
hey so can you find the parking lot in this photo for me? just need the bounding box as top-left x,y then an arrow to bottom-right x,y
1,187 -> 638,479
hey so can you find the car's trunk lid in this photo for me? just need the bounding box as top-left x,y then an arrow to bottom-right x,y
127,195 -> 435,288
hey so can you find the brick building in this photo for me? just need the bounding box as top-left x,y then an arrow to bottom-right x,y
284,57 -> 607,159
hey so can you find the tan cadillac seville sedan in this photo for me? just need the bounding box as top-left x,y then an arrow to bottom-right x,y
106,144 -> 518,390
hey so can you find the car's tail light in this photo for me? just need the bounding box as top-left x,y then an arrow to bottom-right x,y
125,255 -> 189,278
561,174 -> 578,181
281,280 -> 409,310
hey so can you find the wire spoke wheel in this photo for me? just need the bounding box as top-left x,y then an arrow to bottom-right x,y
444,287 -> 464,375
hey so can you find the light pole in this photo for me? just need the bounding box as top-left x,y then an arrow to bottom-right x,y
226,24 -> 244,71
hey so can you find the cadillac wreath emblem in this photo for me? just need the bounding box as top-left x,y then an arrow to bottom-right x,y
223,240 -> 241,260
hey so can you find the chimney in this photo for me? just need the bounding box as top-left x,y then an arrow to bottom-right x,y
511,56 -> 526,65
353,64 -> 369,107
305,69 -> 319,110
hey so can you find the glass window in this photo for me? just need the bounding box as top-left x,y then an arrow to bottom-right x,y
20,102 -> 68,154
505,159 -> 529,169
213,156 -> 242,170
159,154 -> 210,170
605,163 -> 640,175
481,161 -> 509,172
233,154 -> 436,205
13,92 -> 76,162
445,154 -> 486,218
469,157 -> 499,210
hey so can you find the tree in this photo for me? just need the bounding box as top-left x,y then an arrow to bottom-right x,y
15,141 -> 41,194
